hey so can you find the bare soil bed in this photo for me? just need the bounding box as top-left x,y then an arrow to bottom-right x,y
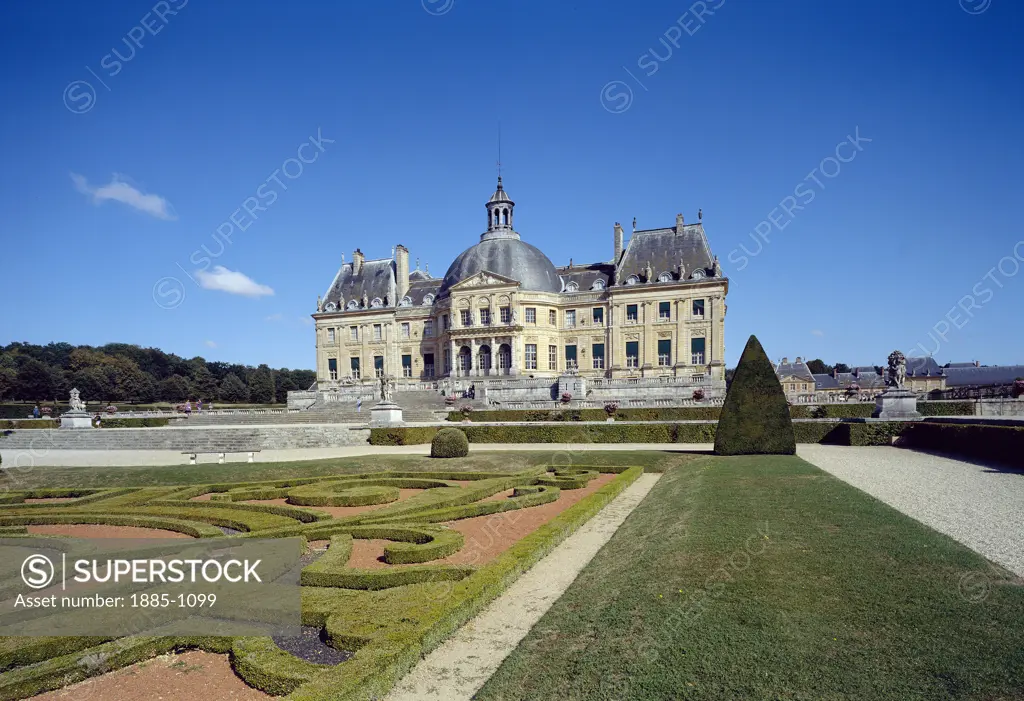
34,650 -> 269,700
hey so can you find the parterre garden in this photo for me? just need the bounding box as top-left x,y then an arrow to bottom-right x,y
0,456 -> 644,700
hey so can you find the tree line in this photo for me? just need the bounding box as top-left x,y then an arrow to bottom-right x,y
0,342 -> 315,405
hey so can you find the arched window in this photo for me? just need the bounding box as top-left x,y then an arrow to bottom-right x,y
399,296 -> 412,307
565,281 -> 579,293
690,269 -> 706,280
422,294 -> 434,305
325,302 -> 337,312
488,210 -> 493,228
346,300 -> 359,311
502,208 -> 509,226
591,279 -> 606,290
625,275 -> 640,285
370,297 -> 383,308
658,272 -> 672,283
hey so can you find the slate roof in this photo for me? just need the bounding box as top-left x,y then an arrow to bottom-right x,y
615,223 -> 718,285
323,258 -> 397,310
944,362 -> 979,369
556,262 -> 614,293
906,356 -> 944,376
944,365 -> 1024,387
836,368 -> 886,390
439,236 -> 561,295
405,277 -> 442,306
813,373 -> 839,390
775,359 -> 815,382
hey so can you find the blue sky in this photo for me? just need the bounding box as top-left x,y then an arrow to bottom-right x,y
1,0 -> 1021,370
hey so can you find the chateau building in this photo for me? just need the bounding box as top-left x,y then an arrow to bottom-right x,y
311,179 -> 729,391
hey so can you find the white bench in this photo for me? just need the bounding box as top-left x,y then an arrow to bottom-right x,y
180,450 -> 261,465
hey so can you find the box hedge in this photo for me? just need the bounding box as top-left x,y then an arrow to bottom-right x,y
898,421 -> 1024,467
431,428 -> 469,457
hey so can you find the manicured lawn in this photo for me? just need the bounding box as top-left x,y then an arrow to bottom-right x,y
0,450 -> 700,488
477,454 -> 1024,700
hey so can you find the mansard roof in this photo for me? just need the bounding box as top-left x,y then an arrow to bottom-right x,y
616,223 -> 718,285
945,365 -> 1024,387
556,262 -> 614,292
775,358 -> 815,382
323,258 -> 396,309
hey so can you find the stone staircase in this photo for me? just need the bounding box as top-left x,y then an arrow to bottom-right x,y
0,425 -> 370,451
169,405 -> 443,427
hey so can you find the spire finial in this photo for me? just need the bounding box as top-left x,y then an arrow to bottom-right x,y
496,121 -> 502,181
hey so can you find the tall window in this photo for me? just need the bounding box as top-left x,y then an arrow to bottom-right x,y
424,320 -> 433,337
480,308 -> 491,325
328,358 -> 338,380
565,310 -> 576,328
443,348 -> 450,373
548,344 -> 557,370
659,301 -> 671,320
500,307 -> 511,324
592,343 -> 605,370
401,322 -> 410,339
525,307 -> 536,324
374,356 -> 385,377
692,299 -> 705,318
349,326 -> 358,341
549,309 -> 557,325
373,324 -> 382,341
592,307 -> 604,325
691,337 -> 706,364
658,339 -> 671,366
564,345 -> 578,369
626,304 -> 638,322
424,353 -> 435,378
626,341 -> 639,368
460,309 -> 472,326
525,343 -> 537,370
349,357 -> 360,379
442,314 -> 449,330
401,354 -> 412,377
327,328 -> 336,344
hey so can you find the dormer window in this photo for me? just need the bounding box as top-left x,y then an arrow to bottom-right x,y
370,297 -> 383,308
399,296 -> 412,307
591,279 -> 605,290
565,281 -> 579,293
346,300 -> 359,311
422,293 -> 435,305
658,272 -> 672,283
625,275 -> 640,285
691,269 -> 706,280
325,302 -> 337,312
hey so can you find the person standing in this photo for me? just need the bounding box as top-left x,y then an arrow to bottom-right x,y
198,399 -> 203,413
32,405 -> 40,419
356,396 -> 362,413
185,400 -> 192,418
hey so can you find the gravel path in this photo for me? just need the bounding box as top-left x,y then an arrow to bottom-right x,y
798,445 -> 1024,577
384,472 -> 662,701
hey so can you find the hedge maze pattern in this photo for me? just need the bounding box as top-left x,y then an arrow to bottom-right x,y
0,464 -> 641,700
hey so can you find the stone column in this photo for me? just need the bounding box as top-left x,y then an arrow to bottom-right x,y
448,338 -> 456,377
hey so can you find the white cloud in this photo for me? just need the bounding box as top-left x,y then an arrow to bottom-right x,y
204,340 -> 217,348
265,313 -> 285,322
811,329 -> 825,337
71,172 -> 176,220
195,266 -> 274,298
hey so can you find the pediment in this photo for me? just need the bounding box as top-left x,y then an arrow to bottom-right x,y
449,270 -> 521,290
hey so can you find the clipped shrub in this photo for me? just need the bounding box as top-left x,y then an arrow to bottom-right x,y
714,335 -> 795,455
898,421 -> 1024,467
603,402 -> 619,416
1014,379 -> 1024,399
431,428 -> 469,458
692,388 -> 705,401
560,391 -> 572,403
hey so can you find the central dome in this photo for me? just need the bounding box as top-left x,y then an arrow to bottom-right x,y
439,178 -> 562,295
440,236 -> 562,294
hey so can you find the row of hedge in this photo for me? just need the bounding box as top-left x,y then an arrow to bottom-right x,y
371,422 -> 913,447
899,422 -> 1024,468
281,466 -> 644,700
446,401 -> 976,423
0,513 -> 225,538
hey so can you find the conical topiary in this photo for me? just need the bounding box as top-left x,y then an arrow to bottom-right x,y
714,335 -> 795,455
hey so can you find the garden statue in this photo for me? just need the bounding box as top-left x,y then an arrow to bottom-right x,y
678,259 -> 686,280
642,261 -> 653,282
68,388 -> 86,413
886,350 -> 907,390
379,374 -> 395,403
361,293 -> 369,309
713,256 -> 722,277
316,295 -> 323,312
510,308 -> 518,325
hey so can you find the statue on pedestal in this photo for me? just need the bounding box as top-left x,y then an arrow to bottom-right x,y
887,350 -> 907,390
379,374 -> 395,404
68,388 -> 87,413
316,295 -> 323,312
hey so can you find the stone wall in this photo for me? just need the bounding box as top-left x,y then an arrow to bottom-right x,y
0,425 -> 370,452
975,398 -> 1024,417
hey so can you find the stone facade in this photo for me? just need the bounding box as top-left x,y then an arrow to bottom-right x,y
309,180 -> 728,400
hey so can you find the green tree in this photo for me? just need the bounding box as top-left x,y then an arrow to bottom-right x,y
714,335 -> 795,456
219,373 -> 250,403
834,363 -> 851,374
275,374 -> 297,404
0,366 -> 16,401
72,366 -> 113,403
247,364 -> 276,404
806,359 -> 832,375
15,359 -> 53,402
190,365 -> 219,401
159,375 -> 192,402
113,361 -> 155,403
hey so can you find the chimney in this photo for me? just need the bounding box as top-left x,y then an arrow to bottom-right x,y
975,360 -> 980,367
781,357 -> 789,365
395,245 -> 410,301
613,222 -> 624,263
353,249 -> 364,275
676,213 -> 684,233
833,368 -> 838,378
796,356 -> 803,363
